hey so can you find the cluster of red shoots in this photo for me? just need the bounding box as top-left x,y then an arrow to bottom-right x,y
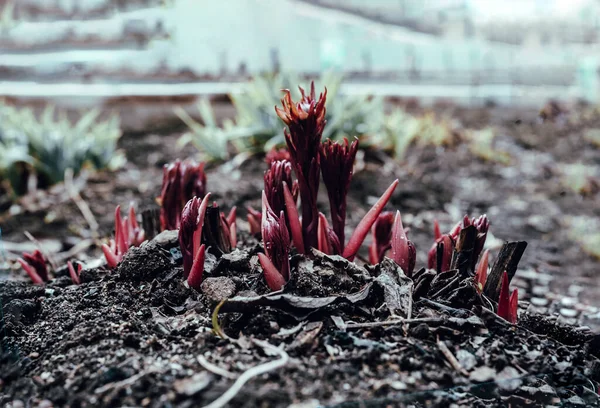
178,194 -> 237,290
254,83 -> 416,290
159,159 -> 207,231
101,204 -> 145,268
425,216 -> 518,323
18,250 -> 83,286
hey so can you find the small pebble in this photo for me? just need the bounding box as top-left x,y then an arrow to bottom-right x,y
560,297 -> 577,307
530,297 -> 549,307
559,308 -> 578,318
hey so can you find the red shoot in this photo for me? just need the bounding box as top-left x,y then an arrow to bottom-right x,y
159,159 -> 206,231
368,211 -> 395,264
68,261 -> 83,285
102,204 -> 145,269
247,206 -> 262,236
433,219 -> 442,241
258,253 -> 287,291
497,271 -> 518,324
260,191 -> 291,287
283,182 -> 304,254
224,207 -> 237,248
265,147 -> 291,165
471,214 -> 490,268
474,249 -> 489,293
437,235 -> 454,273
508,288 -> 519,324
276,82 -> 327,251
317,212 -> 341,255
343,179 -> 399,261
18,250 -> 48,284
319,138 -> 359,249
264,160 -> 297,221
187,244 -> 206,291
390,211 -> 416,277
178,194 -> 211,279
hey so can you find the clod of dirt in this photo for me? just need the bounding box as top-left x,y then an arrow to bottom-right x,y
201,277 -> 236,302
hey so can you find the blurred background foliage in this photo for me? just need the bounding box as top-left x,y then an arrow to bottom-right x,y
0,102 -> 124,196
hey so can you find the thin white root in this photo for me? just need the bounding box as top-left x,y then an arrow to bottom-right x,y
201,339 -> 289,408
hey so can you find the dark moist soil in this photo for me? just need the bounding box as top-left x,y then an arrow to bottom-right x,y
0,103 -> 599,407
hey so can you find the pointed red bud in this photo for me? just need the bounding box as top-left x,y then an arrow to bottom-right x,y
283,182 -> 304,254
258,253 -> 287,291
187,244 -> 206,291
390,211 -> 416,277
343,179 -> 399,261
369,211 -> 395,264
497,271 -> 513,323
474,249 -> 489,293
68,261 -> 82,285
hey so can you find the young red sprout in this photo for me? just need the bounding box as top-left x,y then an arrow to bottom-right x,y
265,147 -> 291,165
247,206 -> 262,236
317,212 -> 341,255
276,82 -> 327,252
264,160 -> 298,223
368,211 -> 395,264
67,261 -> 83,285
471,214 -> 490,269
101,204 -> 145,269
427,214 -> 488,273
343,179 -> 400,261
259,191 -> 290,291
17,250 -> 48,284
390,211 -> 416,277
159,159 -> 206,231
178,194 -> 211,289
283,182 -> 304,254
223,207 -> 237,248
474,249 -> 489,294
497,271 -> 518,324
319,138 -> 359,249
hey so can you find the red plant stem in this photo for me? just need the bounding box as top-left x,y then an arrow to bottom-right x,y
474,249 -> 489,293
187,244 -> 206,290
433,220 -> 441,241
258,253 -> 286,291
68,261 -> 81,285
17,259 -> 44,284
283,182 -> 305,254
508,288 -> 519,324
317,213 -> 333,255
343,179 -> 399,261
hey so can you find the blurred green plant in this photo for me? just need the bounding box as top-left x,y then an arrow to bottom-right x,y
380,110 -> 461,159
560,163 -> 599,196
176,72 -> 385,161
567,215 -> 600,260
584,128 -> 600,148
467,128 -> 511,165
0,102 -> 124,195
0,1 -> 16,32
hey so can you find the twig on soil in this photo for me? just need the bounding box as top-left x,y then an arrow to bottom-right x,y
94,369 -> 156,395
24,231 -> 59,272
64,168 -> 99,238
345,317 -> 445,329
437,337 -> 468,377
53,239 -> 94,263
202,339 -> 289,408
197,355 -> 237,380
